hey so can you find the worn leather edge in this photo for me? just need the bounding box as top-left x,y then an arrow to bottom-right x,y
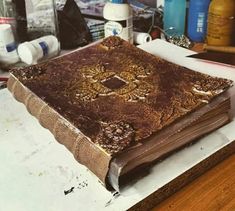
7,74 -> 112,185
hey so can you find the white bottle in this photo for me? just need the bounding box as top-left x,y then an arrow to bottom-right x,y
17,35 -> 60,65
103,0 -> 133,43
0,24 -> 19,65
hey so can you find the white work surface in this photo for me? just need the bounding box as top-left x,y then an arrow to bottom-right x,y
1,40 -> 235,211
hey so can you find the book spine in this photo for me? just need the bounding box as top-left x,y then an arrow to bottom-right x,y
7,75 -> 111,185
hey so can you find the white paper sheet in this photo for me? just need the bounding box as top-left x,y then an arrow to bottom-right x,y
0,40 -> 235,211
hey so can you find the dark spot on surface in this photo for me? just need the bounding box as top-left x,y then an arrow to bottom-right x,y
77,181 -> 88,189
64,187 -> 75,195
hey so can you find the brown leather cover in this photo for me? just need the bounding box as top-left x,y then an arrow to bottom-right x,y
7,75 -> 111,184
7,36 -> 233,186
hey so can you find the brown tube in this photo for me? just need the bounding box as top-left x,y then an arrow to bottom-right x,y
203,44 -> 235,54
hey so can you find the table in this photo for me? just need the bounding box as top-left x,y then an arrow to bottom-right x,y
154,154 -> 235,210
153,43 -> 235,210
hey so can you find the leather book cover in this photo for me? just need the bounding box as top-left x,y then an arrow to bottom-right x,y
7,36 -> 233,188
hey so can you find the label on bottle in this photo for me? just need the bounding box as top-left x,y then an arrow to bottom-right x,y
0,42 -> 15,53
0,40 -> 19,64
196,12 -> 205,33
105,21 -> 123,36
6,42 -> 17,52
39,41 -> 49,56
104,17 -> 133,43
207,12 -> 234,44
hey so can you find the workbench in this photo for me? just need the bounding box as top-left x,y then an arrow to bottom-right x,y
1,40 -> 235,211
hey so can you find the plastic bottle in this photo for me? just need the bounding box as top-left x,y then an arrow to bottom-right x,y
0,0 -> 28,42
0,24 -> 19,65
187,0 -> 210,42
103,0 -> 133,43
163,0 -> 186,36
0,0 -> 17,38
207,0 -> 235,46
17,35 -> 60,65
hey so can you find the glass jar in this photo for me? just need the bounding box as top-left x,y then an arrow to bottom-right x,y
25,0 -> 59,41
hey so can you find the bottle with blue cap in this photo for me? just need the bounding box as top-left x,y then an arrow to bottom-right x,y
0,24 -> 19,65
17,35 -> 60,65
103,0 -> 133,43
187,0 -> 210,42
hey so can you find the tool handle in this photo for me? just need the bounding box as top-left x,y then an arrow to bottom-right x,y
203,44 -> 235,53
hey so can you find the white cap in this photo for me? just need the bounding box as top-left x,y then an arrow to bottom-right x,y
17,42 -> 41,65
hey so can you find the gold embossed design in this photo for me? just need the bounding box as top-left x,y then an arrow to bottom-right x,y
73,63 -> 154,102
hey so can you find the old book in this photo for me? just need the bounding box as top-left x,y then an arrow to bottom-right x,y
8,36 -> 233,190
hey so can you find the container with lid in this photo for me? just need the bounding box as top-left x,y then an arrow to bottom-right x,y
163,0 -> 187,37
0,0 -> 28,42
103,0 -> 133,43
0,24 -> 19,65
207,0 -> 235,46
187,0 -> 210,42
0,0 -> 17,39
17,35 -> 59,65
